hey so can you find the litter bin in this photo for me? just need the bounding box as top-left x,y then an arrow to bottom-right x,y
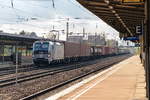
12,53 -> 22,65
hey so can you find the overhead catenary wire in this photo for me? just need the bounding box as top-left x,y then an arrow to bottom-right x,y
10,0 -> 27,23
19,0 -> 93,20
11,0 -> 14,8
52,0 -> 55,8
0,0 -> 108,35
0,2 -> 52,23
0,4 -> 34,22
7,0 -> 93,22
67,0 -> 96,20
0,0 -> 52,30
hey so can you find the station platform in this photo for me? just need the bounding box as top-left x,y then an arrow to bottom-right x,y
48,56 -> 147,100
0,56 -> 32,68
0,61 -> 32,68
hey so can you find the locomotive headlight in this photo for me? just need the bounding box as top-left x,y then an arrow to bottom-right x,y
48,54 -> 51,57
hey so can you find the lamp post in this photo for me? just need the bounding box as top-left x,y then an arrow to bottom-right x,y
15,43 -> 18,85
95,23 -> 98,46
66,18 -> 69,41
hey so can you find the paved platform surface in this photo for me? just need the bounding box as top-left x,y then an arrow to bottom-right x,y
57,56 -> 147,100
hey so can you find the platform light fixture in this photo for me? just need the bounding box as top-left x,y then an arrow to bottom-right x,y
112,10 -> 116,13
104,0 -> 109,4
116,16 -> 120,19
108,6 -> 113,9
115,13 -> 119,17
122,0 -> 144,3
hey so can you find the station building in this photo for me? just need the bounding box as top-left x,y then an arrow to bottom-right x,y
0,32 -> 42,63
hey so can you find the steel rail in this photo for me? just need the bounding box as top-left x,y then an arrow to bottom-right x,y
20,55 -> 130,100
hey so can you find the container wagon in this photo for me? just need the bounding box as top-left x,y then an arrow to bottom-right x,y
32,41 -> 91,65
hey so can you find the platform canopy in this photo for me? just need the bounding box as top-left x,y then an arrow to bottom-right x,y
77,0 -> 144,41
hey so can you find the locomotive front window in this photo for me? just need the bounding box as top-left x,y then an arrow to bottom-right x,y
34,43 -> 41,50
41,43 -> 49,50
34,42 -> 49,54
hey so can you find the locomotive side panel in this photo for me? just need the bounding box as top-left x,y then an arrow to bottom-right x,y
53,43 -> 64,60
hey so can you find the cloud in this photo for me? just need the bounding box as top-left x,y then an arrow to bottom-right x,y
0,0 -> 119,40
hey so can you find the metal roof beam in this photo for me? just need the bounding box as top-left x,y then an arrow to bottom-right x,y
104,0 -> 133,36
84,0 -> 144,10
87,4 -> 144,12
77,0 -> 145,37
88,6 -> 144,16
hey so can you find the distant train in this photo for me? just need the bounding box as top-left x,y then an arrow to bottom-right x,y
32,41 -> 129,66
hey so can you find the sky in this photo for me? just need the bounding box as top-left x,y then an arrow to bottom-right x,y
0,0 -> 120,41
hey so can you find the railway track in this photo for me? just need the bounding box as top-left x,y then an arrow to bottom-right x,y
21,54 -> 130,100
0,54 -> 131,100
0,64 -> 37,76
0,54 -> 127,77
0,54 -> 120,87
0,62 -> 94,87
0,61 -> 86,77
0,57 -> 99,77
16,54 -> 130,100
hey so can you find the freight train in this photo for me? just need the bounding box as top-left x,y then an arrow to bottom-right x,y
32,40 -> 129,66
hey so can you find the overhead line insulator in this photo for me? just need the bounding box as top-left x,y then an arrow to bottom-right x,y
11,0 -> 14,8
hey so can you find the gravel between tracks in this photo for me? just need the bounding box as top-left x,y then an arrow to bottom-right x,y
0,55 -> 129,100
